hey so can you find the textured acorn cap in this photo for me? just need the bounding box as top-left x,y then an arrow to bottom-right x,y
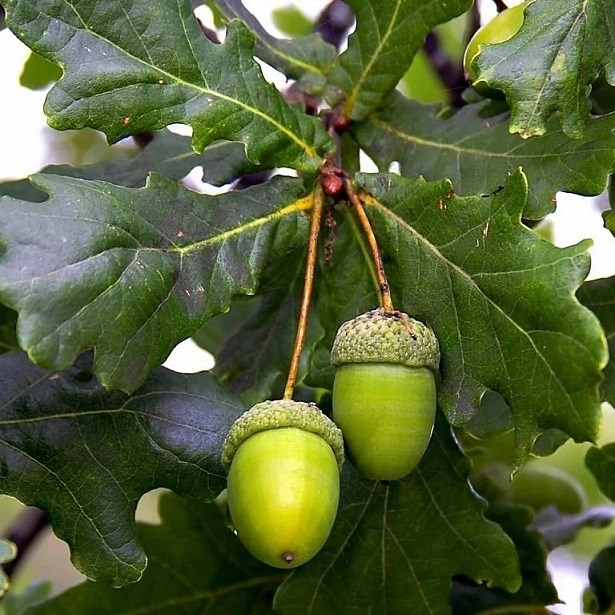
331,308 -> 439,371
221,399 -> 345,472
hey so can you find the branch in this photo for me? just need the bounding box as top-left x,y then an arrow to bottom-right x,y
422,2 -> 481,108
315,0 -> 355,49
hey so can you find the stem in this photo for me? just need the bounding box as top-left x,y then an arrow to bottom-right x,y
344,179 -> 395,314
2,508 -> 48,577
283,189 -> 325,400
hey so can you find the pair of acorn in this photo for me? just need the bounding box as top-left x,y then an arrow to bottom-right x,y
221,308 -> 440,568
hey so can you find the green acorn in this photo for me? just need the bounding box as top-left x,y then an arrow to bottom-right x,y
222,399 -> 344,569
331,309 -> 439,481
463,2 -> 527,98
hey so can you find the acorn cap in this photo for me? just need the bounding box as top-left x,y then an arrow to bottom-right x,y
330,308 -> 439,371
221,399 -> 345,472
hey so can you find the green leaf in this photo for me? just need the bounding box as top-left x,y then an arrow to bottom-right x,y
214,0 -> 337,94
19,52 -> 62,90
0,174 -> 310,392
0,130 -> 258,203
214,247 -> 306,405
355,170 -> 605,464
353,92 -> 615,219
578,276 -> 615,406
0,351 -> 245,586
272,6 -> 313,38
326,0 -> 472,120
398,49 -> 448,105
474,0 -> 615,139
450,505 -> 558,614
0,581 -> 51,615
4,0 -> 332,172
29,493 -> 282,614
275,415 -> 520,613
28,494 -> 285,615
586,443 -> 615,502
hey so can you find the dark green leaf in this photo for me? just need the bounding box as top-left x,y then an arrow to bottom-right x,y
591,72 -> 615,115
474,0 -> 615,138
353,93 -> 615,219
198,141 -> 260,186
531,429 -> 570,458
586,443 -> 615,502
29,493 -> 282,614
586,544 -> 615,614
4,0 -> 332,171
0,581 -> 51,615
533,505 -> 615,549
0,174 -> 310,392
450,505 -> 558,614
0,351 -> 245,586
19,52 -> 62,90
0,306 -> 18,355
192,296 -> 261,356
0,131 -> 258,202
275,416 -> 520,614
214,0 -> 337,94
326,0 -> 472,120
356,170 -> 605,465
463,391 -> 512,440
214,247 -> 305,405
578,276 -> 615,406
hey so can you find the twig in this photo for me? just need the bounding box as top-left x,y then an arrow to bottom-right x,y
468,1 -> 482,39
492,0 -> 509,12
2,508 -> 48,577
344,180 -> 394,313
283,188 -> 325,400
422,32 -> 467,108
421,1 -> 481,108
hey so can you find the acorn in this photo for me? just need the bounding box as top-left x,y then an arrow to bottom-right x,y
331,308 -> 439,481
463,2 -> 527,98
222,399 -> 344,569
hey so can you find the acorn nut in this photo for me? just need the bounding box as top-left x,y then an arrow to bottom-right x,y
331,309 -> 439,481
222,399 -> 344,568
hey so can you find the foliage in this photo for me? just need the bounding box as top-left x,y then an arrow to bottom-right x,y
0,0 -> 614,613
